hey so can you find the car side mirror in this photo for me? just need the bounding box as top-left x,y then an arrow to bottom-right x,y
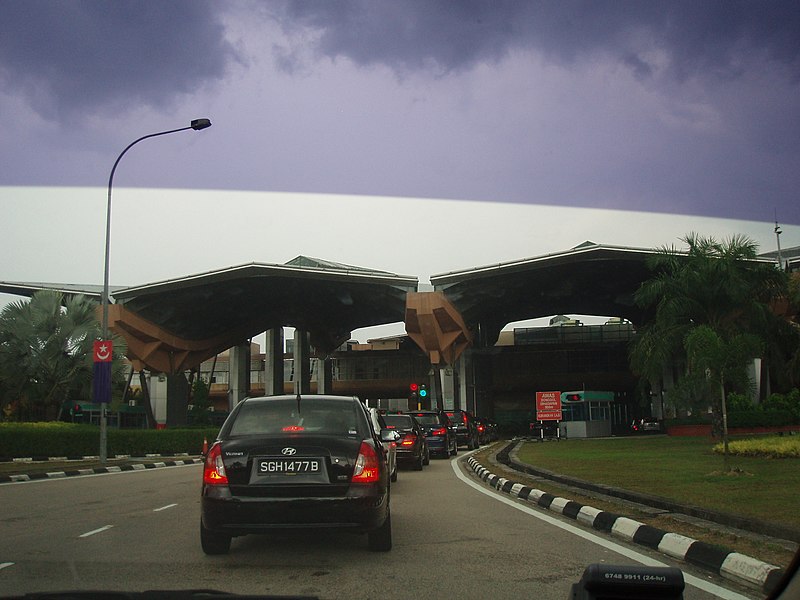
380,429 -> 400,442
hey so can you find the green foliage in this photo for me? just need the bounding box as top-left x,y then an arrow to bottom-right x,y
629,233 -> 788,429
714,436 -> 800,459
0,291 -> 128,421
728,410 -> 797,427
762,389 -> 800,419
188,377 -> 212,426
727,392 -> 753,412
0,422 -> 219,458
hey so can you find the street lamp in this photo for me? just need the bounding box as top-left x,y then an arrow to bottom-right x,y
98,118 -> 212,463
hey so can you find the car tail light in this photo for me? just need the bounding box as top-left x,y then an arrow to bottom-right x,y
478,424 -> 485,433
203,443 -> 228,486
401,433 -> 417,446
282,425 -> 305,432
463,414 -> 468,425
351,441 -> 381,483
432,427 -> 447,436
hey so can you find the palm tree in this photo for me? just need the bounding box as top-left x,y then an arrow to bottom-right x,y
630,233 -> 787,462
0,291 -> 124,420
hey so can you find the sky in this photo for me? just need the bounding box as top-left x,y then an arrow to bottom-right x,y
2,1 -> 799,342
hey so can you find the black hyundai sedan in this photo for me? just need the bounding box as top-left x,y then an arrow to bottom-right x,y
201,395 -> 393,554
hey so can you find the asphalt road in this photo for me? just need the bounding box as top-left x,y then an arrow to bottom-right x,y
0,452 -> 759,600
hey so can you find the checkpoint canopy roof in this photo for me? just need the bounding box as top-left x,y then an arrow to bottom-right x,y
429,242 -> 657,347
0,256 -> 418,373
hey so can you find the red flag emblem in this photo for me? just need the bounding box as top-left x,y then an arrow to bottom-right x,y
93,340 -> 113,363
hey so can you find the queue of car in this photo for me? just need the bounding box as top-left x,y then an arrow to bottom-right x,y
200,394 -> 499,555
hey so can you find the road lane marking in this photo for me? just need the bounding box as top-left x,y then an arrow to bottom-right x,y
153,503 -> 178,512
79,525 -> 113,538
451,455 -> 752,600
0,562 -> 14,571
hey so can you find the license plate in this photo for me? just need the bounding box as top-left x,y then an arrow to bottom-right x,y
257,458 -> 321,474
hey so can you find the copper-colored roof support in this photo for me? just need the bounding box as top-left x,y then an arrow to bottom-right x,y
100,304 -> 257,374
405,292 -> 472,366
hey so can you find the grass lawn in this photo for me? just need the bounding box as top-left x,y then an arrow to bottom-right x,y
515,435 -> 800,530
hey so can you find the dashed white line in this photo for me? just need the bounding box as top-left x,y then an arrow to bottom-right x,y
79,525 -> 113,538
153,503 -> 178,512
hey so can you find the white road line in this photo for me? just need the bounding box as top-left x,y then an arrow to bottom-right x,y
451,456 -> 753,600
153,503 -> 178,512
0,562 -> 15,571
79,525 -> 113,538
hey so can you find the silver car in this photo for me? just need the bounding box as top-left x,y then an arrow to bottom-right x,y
368,407 -> 399,482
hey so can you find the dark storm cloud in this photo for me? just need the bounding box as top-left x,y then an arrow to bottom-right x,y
0,0 -> 237,119
275,0 -> 800,81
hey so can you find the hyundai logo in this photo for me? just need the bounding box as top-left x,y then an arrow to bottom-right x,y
281,447 -> 297,456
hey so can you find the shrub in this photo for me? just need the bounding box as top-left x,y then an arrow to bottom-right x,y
0,422 -> 219,458
727,409 -> 797,428
714,435 -> 800,458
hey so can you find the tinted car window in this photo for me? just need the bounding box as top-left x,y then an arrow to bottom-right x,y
410,413 -> 439,425
225,397 -> 365,437
383,414 -> 414,428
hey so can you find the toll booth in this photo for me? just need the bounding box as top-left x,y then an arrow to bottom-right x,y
559,390 -> 615,438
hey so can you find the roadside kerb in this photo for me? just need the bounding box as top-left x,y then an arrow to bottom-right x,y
0,455 -> 203,484
466,449 -> 784,595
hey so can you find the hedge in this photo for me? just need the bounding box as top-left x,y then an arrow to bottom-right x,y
0,422 -> 220,459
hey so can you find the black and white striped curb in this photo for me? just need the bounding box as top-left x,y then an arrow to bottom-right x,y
466,455 -> 785,595
0,455 -> 203,484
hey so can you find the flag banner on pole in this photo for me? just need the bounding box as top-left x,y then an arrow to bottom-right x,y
93,340 -> 113,404
93,361 -> 112,404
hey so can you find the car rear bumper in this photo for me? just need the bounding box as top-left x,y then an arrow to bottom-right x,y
395,447 -> 421,463
425,437 -> 450,455
201,485 -> 388,535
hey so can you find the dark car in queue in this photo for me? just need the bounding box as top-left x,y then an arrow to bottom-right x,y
445,409 -> 480,450
382,413 -> 429,470
409,410 -> 457,458
201,394 -> 393,554
474,416 -> 491,445
368,407 -> 399,482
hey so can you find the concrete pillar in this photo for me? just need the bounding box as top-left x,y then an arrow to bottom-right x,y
458,352 -> 472,413
229,343 -> 250,410
317,357 -> 333,394
293,330 -> 311,394
149,373 -> 168,427
440,366 -> 455,410
166,373 -> 189,427
264,327 -> 285,395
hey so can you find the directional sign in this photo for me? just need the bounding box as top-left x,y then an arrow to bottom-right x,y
93,340 -> 113,363
535,391 -> 562,421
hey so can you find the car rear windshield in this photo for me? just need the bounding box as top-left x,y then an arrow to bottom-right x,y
411,413 -> 441,426
383,414 -> 414,429
226,398 -> 364,437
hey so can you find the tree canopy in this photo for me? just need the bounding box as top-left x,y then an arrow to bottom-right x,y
630,233 -> 790,417
0,291 -> 126,420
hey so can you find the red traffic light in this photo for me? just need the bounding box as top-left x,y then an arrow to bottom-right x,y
565,393 -> 583,402
410,383 -> 419,392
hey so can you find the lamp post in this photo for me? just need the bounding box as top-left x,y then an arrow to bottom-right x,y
98,118 -> 212,463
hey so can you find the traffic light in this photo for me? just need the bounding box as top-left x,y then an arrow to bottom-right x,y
409,383 -> 418,401
70,403 -> 84,422
563,392 -> 584,402
419,384 -> 427,399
